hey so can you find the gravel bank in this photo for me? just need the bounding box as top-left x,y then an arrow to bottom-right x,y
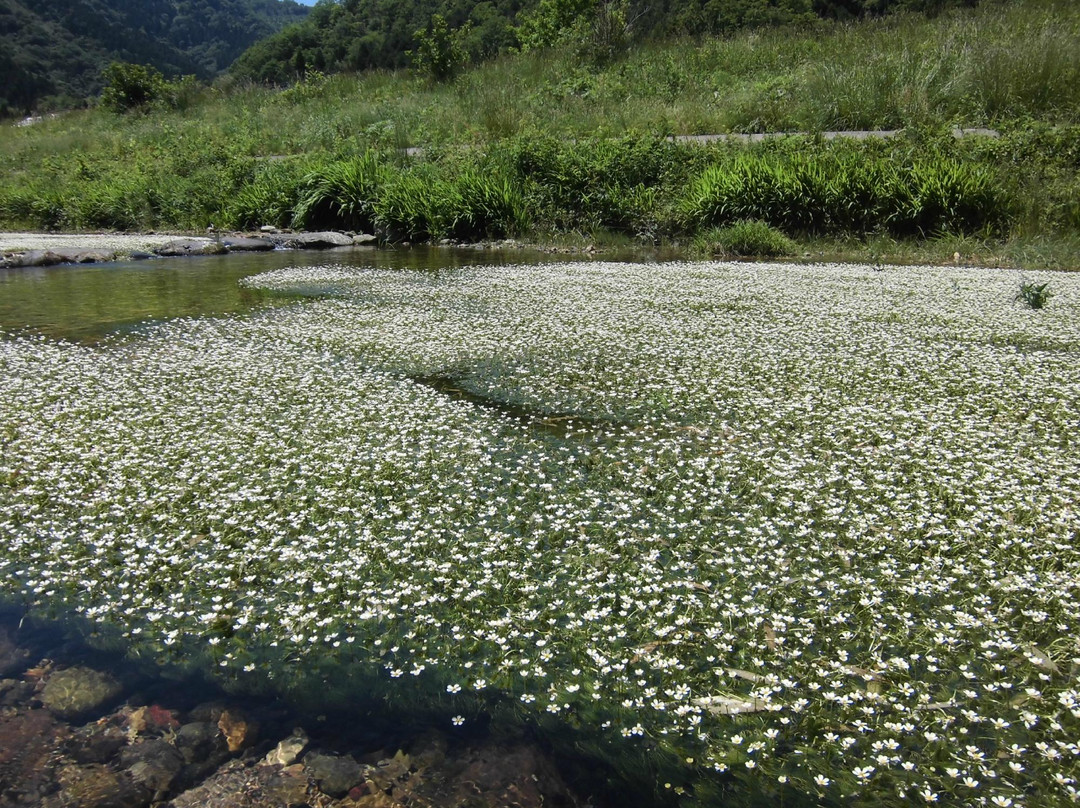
0,232 -> 189,254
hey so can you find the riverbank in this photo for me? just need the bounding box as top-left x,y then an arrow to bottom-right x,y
5,228 -> 1080,272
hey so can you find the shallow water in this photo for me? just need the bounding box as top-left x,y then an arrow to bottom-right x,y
0,245 -> 663,343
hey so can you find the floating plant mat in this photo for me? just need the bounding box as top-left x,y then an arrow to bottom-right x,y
2,261 -> 1079,807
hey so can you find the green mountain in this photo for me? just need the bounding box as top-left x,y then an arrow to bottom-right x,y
230,0 -> 972,85
0,0 -> 309,115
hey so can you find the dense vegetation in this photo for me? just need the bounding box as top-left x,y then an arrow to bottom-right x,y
232,0 -> 976,84
0,0 -> 308,116
2,0 -> 1078,267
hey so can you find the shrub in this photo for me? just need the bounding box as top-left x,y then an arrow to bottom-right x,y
694,219 -> 796,258
100,62 -> 168,113
410,15 -> 471,82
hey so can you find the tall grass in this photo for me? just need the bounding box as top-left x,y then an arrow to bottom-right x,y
292,152 -> 384,231
0,0 -> 1077,263
679,150 -> 1011,237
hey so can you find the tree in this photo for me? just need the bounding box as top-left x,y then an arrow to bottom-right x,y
100,62 -> 167,112
409,14 -> 470,82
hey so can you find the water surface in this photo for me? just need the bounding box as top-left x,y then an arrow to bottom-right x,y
0,245 -> 660,343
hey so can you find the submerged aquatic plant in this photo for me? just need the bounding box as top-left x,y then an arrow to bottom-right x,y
1,261 -> 1079,806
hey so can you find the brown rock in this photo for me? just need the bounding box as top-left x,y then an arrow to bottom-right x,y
217,708 -> 257,753
41,666 -> 124,720
127,704 -> 181,735
53,762 -> 149,808
167,758 -> 311,808
120,738 -> 185,793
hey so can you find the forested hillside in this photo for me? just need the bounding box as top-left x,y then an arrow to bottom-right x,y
232,0 -> 976,84
0,0 -> 308,115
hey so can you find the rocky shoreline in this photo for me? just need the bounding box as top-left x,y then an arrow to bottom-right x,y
0,617 -> 587,808
0,230 -> 382,270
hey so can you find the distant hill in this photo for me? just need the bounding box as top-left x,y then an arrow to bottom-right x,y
0,0 -> 309,115
230,0 -> 977,86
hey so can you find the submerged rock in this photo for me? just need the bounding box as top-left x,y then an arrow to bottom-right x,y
154,239 -> 227,257
126,704 -> 181,736
263,728 -> 308,767
41,666 -> 124,720
350,735 -> 583,808
0,626 -> 31,676
121,738 -> 185,793
66,724 -> 127,764
175,721 -> 228,765
0,708 -> 71,803
167,759 -> 311,808
49,762 -> 148,808
217,707 -> 257,753
303,751 -> 362,798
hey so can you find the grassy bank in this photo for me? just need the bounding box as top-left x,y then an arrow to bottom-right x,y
2,0 -> 1079,266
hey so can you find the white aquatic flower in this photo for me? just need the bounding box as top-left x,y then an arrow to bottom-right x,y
2,261 -> 1079,806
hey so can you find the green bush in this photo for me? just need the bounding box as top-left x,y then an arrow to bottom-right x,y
100,62 -> 169,113
409,15 -> 471,82
1017,279 -> 1053,309
694,219 -> 796,258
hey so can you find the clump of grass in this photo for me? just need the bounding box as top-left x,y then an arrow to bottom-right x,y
440,169 -> 527,241
693,219 -> 795,258
680,151 -> 1012,238
373,166 -> 443,242
1018,279 -> 1053,309
227,159 -> 311,230
292,152 -> 385,232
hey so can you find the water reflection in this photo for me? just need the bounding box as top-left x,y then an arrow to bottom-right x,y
0,245 -> 675,344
